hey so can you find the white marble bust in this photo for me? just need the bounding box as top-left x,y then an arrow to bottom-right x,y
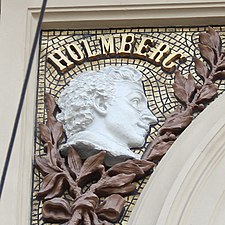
57,66 -> 157,166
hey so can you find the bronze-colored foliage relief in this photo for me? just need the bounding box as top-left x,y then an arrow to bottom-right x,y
35,94 -> 154,224
35,27 -> 225,224
143,27 -> 225,162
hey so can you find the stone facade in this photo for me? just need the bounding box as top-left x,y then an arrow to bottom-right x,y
1,1 -> 225,224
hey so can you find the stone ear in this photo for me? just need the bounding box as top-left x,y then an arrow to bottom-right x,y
93,93 -> 108,115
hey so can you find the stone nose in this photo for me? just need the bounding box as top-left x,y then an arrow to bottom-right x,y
141,109 -> 158,125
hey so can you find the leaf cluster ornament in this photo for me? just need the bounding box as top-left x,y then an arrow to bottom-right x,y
143,27 -> 225,162
173,72 -> 196,106
35,94 -> 155,225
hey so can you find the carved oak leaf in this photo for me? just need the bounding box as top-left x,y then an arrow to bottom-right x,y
158,109 -> 193,135
216,63 -> 225,72
173,72 -> 196,106
96,194 -> 125,223
107,159 -> 155,180
172,71 -> 187,105
39,124 -> 52,144
45,142 -> 61,168
208,26 -> 222,52
147,140 -> 174,161
214,71 -> 225,80
212,63 -> 225,81
44,93 -> 64,147
159,115 -> 193,135
42,198 -> 72,223
35,155 -> 62,175
95,173 -> 136,197
131,159 -> 155,173
194,58 -> 208,80
199,32 -> 215,49
78,151 -> 106,187
107,161 -> 144,177
67,146 -> 82,178
196,83 -> 218,104
38,172 -> 67,200
185,74 -> 196,101
199,44 -> 215,67
45,93 -> 57,119
51,121 -> 63,146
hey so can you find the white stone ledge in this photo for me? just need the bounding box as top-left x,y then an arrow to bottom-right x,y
27,2 -> 225,29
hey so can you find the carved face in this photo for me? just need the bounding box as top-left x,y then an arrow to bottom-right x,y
104,81 -> 157,148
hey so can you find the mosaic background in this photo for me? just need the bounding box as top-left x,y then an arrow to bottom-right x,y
31,26 -> 225,224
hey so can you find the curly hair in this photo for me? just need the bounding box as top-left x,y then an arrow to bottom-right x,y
56,65 -> 143,139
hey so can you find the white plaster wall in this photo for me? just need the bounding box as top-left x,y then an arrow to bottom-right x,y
1,0 -> 225,224
0,1 -> 37,224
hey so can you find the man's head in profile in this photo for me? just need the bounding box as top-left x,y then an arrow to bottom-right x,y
57,66 -> 157,166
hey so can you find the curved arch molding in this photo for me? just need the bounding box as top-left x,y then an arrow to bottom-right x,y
129,91 -> 225,225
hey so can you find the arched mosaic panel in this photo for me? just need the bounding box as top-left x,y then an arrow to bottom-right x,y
31,26 -> 225,225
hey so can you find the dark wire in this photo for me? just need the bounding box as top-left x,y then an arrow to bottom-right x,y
0,0 -> 48,199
